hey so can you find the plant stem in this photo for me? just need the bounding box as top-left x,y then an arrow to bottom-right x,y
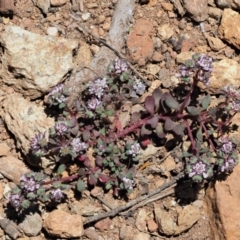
184,119 -> 197,154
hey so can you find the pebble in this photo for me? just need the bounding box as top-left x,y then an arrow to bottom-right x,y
147,219 -> 158,232
47,27 -> 58,37
0,142 -> 11,156
94,217 -> 113,231
157,24 -> 174,41
82,12 -> 91,21
20,213 -> 42,237
50,0 -> 68,7
152,52 -> 164,62
0,182 -> 3,200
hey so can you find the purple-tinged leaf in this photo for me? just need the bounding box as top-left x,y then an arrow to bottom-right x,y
70,125 -> 79,136
153,88 -> 163,111
98,173 -> 110,183
96,155 -> 103,167
82,129 -> 91,142
77,179 -> 85,192
84,158 -> 91,168
156,123 -> 165,138
147,115 -> 159,129
165,93 -> 180,110
130,112 -> 141,125
187,106 -> 200,115
78,168 -> 85,176
88,174 -> 98,185
141,124 -> 152,136
68,117 -> 77,127
164,118 -> 176,131
144,96 -> 155,115
113,187 -> 119,196
57,164 -> 66,175
173,123 -> 186,136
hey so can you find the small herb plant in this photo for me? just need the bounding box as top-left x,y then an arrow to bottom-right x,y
9,55 -> 240,211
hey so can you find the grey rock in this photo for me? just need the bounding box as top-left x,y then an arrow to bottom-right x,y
32,0 -> 50,14
183,0 -> 209,22
20,213 -> 42,236
216,0 -> 240,9
0,25 -> 78,99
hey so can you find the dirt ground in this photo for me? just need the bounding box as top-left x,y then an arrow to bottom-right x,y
0,0 -> 238,239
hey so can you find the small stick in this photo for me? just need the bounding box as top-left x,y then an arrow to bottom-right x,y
84,172 -> 184,225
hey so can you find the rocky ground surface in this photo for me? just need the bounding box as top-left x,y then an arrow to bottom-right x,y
0,0 -> 240,239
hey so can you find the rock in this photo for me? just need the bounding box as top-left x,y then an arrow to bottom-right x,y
181,39 -> 197,52
135,209 -> 148,232
162,155 -> 176,173
152,52 -> 164,62
84,228 -> 99,240
94,217 -> 112,231
205,33 -> 225,51
208,58 -> 240,92
0,93 -> 54,155
127,19 -> 154,63
135,232 -> 151,240
205,161 -> 240,240
50,0 -> 68,6
47,27 -> 58,37
0,142 -> 11,156
119,225 -> 139,240
0,182 -> 3,200
0,217 -> 20,239
0,0 -> 16,14
43,210 -> 84,238
147,64 -> 160,75
182,0 -> 208,22
74,41 -> 92,70
0,155 -> 29,184
82,12 -> 91,21
216,0 -> 240,9
155,205 -> 176,235
175,205 -> 201,235
20,213 -> 42,236
147,219 -> 158,232
32,0 -> 50,14
208,7 -> 223,20
218,9 -> 240,50
71,199 -> 101,216
157,24 -> 174,41
176,51 -> 195,64
161,2 -> 173,11
0,25 -> 78,99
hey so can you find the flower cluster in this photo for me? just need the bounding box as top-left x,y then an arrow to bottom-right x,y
9,171 -> 67,210
113,58 -> 128,75
71,138 -> 88,153
88,78 -> 108,99
186,156 -> 213,182
47,84 -> 68,106
122,177 -> 134,190
179,54 -> 213,86
221,85 -> 240,112
127,143 -> 141,157
216,137 -> 238,173
131,79 -> 146,98
30,132 -> 48,156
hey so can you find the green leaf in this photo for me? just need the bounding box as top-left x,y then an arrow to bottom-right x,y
165,93 -> 180,110
105,182 -> 112,190
187,106 -> 200,115
201,94 -> 211,110
156,123 -> 165,138
147,115 -> 159,129
27,192 -> 36,200
57,164 -> 66,175
182,151 -> 192,157
105,109 -> 114,116
141,124 -> 152,136
196,128 -> 203,142
192,175 -> 203,182
152,88 -> 163,111
21,199 -> 30,209
59,102 -> 66,109
77,179 -> 85,192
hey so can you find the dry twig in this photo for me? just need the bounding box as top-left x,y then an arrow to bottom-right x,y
84,172 -> 184,225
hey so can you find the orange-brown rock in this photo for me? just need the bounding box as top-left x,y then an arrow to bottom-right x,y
127,19 -> 154,65
205,161 -> 240,240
